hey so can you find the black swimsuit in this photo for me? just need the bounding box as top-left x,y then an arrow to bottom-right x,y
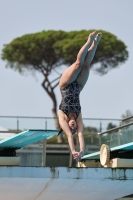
59,81 -> 81,118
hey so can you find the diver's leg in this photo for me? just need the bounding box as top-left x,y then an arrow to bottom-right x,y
59,32 -> 96,89
77,33 -> 102,90
76,31 -> 96,64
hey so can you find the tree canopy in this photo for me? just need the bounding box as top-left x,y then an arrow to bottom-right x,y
1,29 -> 128,75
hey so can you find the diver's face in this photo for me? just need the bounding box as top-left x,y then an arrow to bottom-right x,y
68,119 -> 77,134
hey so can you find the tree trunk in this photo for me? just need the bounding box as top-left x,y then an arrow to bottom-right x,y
52,107 -> 63,143
42,77 -> 64,143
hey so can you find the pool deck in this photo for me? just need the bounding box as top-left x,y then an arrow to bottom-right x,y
0,167 -> 133,200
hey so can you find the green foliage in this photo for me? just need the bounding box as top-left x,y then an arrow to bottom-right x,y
1,29 -> 128,75
84,126 -> 98,134
121,110 -> 133,119
47,132 -> 78,144
106,122 -> 117,130
47,135 -> 68,144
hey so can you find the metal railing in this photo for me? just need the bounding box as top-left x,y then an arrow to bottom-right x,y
120,116 -> 133,126
98,122 -> 133,135
121,116 -> 133,122
0,115 -> 121,133
97,117 -> 133,149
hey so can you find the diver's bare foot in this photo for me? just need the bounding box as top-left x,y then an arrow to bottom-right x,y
95,32 -> 102,43
87,31 -> 97,45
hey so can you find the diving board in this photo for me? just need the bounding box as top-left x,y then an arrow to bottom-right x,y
82,142 -> 133,161
0,130 -> 58,150
0,130 -> 58,166
80,142 -> 133,168
82,151 -> 100,160
110,142 -> 133,151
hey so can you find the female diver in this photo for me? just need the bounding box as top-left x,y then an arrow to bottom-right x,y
58,31 -> 102,160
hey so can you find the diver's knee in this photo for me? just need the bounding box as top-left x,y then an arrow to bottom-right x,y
74,60 -> 84,70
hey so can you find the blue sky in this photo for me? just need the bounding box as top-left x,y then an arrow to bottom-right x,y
0,0 -> 133,120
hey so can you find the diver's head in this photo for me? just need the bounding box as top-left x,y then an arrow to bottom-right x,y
68,119 -> 77,135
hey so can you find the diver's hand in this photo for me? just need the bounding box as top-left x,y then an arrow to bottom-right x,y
73,151 -> 84,161
72,151 -> 80,159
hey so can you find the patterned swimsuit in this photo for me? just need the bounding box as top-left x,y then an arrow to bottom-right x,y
59,81 -> 81,117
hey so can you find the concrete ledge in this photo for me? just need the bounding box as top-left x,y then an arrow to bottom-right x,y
77,160 -> 102,167
0,157 -> 20,166
0,167 -> 133,200
104,158 -> 133,168
0,167 -> 133,180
